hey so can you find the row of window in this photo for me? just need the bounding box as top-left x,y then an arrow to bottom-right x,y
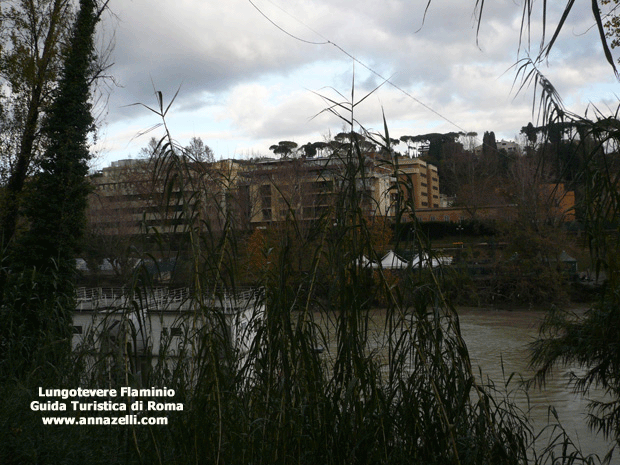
421,214 -> 463,222
74,325 -> 186,338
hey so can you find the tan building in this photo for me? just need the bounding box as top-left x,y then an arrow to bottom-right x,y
240,155 -> 394,226
387,157 -> 440,216
415,205 -> 513,223
90,153 -> 578,240
88,158 -> 247,237
87,154 -> 444,237
538,183 -> 575,222
414,182 -> 575,224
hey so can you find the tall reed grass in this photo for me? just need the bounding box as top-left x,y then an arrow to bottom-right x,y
0,90 -> 602,464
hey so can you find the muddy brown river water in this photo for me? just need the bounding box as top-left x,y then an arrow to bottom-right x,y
316,306 -> 614,460
458,307 -> 613,459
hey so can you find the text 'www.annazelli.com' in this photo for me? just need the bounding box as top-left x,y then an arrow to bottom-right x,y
41,415 -> 168,426
34,386 -> 182,426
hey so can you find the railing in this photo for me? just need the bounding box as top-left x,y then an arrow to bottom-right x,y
75,287 -> 262,312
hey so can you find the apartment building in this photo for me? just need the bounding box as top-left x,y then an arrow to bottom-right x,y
389,157 -> 440,212
240,155 -> 394,226
88,158 -> 247,237
414,182 -> 575,224
87,153 -> 443,237
474,140 -> 522,157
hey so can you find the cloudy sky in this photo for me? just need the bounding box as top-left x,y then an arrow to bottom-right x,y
91,0 -> 620,169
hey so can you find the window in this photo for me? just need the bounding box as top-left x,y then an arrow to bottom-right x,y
162,327 -> 182,337
260,184 -> 272,209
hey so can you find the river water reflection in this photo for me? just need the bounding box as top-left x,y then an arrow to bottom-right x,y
316,306 -> 614,459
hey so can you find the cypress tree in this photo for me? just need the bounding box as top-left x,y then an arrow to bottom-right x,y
22,0 -> 98,271
0,0 -> 100,375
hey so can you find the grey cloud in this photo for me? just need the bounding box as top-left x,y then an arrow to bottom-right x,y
96,0 -> 618,162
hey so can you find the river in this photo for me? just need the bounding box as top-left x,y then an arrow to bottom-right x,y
315,305 -> 614,460
458,306 -> 613,460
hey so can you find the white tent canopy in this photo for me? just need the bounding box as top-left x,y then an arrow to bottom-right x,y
410,254 -> 452,268
373,250 -> 408,269
353,255 -> 375,268
355,250 -> 453,270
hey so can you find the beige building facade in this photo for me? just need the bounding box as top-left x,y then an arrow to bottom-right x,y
241,156 -> 395,226
388,157 -> 440,214
88,153 -> 457,239
88,158 -> 247,237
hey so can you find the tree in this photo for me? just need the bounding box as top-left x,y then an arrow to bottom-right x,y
184,136 -> 214,163
481,131 -> 497,163
521,123 -> 537,146
400,132 -> 461,166
399,135 -> 418,157
490,154 -> 575,304
300,141 -> 330,158
138,136 -> 162,158
1,0 -> 103,375
300,142 -> 317,158
603,0 -> 620,64
269,140 -> 298,158
0,0 -> 111,248
19,0 -> 100,267
0,0 -> 74,246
